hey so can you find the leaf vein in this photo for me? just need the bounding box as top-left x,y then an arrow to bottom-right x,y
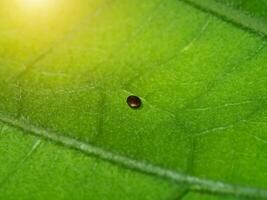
178,0 -> 267,38
0,113 -> 267,199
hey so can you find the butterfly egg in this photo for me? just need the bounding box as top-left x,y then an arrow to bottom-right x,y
127,95 -> 142,109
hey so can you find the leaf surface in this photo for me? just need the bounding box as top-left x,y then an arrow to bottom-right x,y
0,0 -> 267,199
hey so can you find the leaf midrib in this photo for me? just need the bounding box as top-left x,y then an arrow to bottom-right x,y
0,113 -> 267,199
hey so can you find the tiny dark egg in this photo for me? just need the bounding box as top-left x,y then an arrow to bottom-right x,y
127,95 -> 142,109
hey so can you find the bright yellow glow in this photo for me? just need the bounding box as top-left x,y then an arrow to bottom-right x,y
18,0 -> 54,10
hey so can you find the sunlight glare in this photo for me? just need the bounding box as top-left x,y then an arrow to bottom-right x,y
19,0 -> 54,10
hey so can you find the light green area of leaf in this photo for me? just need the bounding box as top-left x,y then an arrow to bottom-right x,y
0,0 -> 267,199
0,122 -> 179,200
183,191 -> 239,200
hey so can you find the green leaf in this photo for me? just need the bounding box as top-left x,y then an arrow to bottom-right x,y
0,0 -> 267,199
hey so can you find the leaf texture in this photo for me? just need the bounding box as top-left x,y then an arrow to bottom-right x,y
0,0 -> 267,199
